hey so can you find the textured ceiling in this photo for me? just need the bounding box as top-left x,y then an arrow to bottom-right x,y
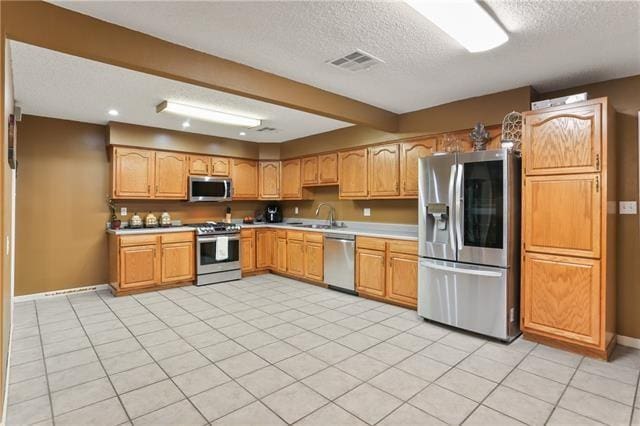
52,0 -> 640,114
9,41 -> 351,143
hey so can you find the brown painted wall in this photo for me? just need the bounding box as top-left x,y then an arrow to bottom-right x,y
541,75 -> 640,340
15,116 -> 266,296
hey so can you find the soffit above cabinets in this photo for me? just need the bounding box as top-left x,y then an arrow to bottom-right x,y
9,41 -> 352,143
52,0 -> 640,114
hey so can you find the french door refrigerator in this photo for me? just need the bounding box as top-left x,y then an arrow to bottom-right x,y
418,149 -> 521,341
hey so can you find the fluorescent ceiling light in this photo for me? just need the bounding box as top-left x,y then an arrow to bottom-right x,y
157,101 -> 261,127
182,120 -> 190,128
108,109 -> 119,116
405,0 -> 508,52
239,132 -> 246,136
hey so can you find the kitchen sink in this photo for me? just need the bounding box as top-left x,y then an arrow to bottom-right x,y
292,223 -> 347,230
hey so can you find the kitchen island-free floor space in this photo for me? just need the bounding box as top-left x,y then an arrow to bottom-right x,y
7,274 -> 639,425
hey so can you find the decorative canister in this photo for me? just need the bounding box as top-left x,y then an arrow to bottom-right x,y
160,211 -> 172,227
129,212 -> 143,228
145,212 -> 158,228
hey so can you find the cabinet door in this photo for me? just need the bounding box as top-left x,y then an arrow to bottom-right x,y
287,239 -> 304,276
401,139 -> 436,196
281,159 -> 302,199
318,153 -> 338,184
356,248 -> 386,297
302,156 -> 319,186
524,174 -> 601,258
523,103 -> 601,175
211,157 -> 230,177
277,237 -> 287,272
161,242 -> 194,284
155,151 -> 188,199
386,253 -> 418,307
240,232 -> 255,273
189,155 -> 210,176
522,253 -> 600,346
339,149 -> 368,198
304,243 -> 323,281
369,144 -> 400,198
259,161 -> 281,200
255,230 -> 273,269
113,147 -> 154,199
120,244 -> 159,288
232,159 -> 259,199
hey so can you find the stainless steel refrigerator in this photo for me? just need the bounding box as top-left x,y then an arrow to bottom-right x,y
418,149 -> 521,341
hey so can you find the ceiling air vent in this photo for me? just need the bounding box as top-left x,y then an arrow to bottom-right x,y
327,49 -> 384,72
256,126 -> 277,132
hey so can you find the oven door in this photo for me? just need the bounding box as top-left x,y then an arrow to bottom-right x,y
196,236 -> 240,274
456,150 -> 513,268
189,177 -> 233,202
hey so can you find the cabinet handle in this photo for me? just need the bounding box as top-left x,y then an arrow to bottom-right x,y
595,176 -> 600,192
148,184 -> 151,193
595,154 -> 600,170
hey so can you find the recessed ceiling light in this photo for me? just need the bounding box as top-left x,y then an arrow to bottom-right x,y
405,0 -> 508,52
157,101 -> 261,127
239,132 -> 246,136
108,109 -> 119,116
182,121 -> 190,128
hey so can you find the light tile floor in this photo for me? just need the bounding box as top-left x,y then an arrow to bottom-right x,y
6,274 -> 640,425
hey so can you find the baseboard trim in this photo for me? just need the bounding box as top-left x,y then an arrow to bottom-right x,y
14,284 -> 110,302
617,335 -> 640,349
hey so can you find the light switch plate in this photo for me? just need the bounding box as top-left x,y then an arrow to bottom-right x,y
619,201 -> 637,215
294,207 -> 299,215
363,208 -> 371,217
120,207 -> 128,216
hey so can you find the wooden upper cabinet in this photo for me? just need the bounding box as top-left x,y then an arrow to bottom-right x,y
339,148 -> 368,198
211,157 -> 230,177
189,155 -> 210,176
120,244 -> 159,289
318,153 -> 338,184
524,174 -> 601,258
302,157 -> 319,186
386,252 -> 418,307
523,103 -> 601,175
401,138 -> 436,197
155,151 -> 188,199
369,144 -> 400,198
356,248 -> 386,297
523,252 -> 601,346
113,148 -> 155,199
232,159 -> 259,199
281,159 -> 302,199
259,161 -> 281,200
161,242 -> 194,284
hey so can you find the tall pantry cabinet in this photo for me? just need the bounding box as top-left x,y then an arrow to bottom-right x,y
520,97 -> 616,359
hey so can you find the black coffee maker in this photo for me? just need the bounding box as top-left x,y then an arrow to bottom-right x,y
265,204 -> 283,223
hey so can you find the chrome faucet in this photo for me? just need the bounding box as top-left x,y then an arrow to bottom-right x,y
315,202 -> 337,227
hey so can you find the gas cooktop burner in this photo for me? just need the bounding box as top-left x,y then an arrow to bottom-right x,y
187,222 -> 241,236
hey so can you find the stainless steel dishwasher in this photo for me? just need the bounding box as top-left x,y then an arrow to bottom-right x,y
324,233 -> 356,293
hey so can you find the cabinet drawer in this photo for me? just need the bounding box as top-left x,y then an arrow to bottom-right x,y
240,229 -> 254,238
161,232 -> 194,244
287,231 -> 304,241
304,232 -> 323,244
356,236 -> 386,251
120,234 -> 158,247
276,230 -> 287,239
388,239 -> 418,255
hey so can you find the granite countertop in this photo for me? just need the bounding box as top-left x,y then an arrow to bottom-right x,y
105,226 -> 195,235
240,221 -> 418,241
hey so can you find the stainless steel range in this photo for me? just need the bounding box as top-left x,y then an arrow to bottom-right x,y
187,222 -> 242,286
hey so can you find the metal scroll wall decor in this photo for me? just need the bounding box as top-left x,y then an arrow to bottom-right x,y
500,111 -> 523,156
470,122 -> 490,151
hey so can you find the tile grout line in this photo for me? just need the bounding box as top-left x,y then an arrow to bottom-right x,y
544,354 -> 584,425
33,300 -> 56,426
629,367 -> 640,426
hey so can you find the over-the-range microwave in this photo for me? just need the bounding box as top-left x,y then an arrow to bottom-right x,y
188,176 -> 233,202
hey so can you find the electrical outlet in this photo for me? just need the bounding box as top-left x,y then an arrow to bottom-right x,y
363,208 -> 371,217
294,207 -> 299,215
619,201 -> 637,215
120,207 -> 128,216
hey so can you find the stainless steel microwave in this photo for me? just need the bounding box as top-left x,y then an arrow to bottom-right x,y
188,176 -> 233,202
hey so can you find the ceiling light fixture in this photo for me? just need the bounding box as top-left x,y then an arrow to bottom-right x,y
157,101 -> 261,127
108,109 -> 119,116
405,0 -> 508,52
182,120 -> 190,128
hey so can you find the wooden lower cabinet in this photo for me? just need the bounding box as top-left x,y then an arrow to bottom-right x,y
355,236 -> 418,308
522,252 -> 601,346
110,232 -> 195,295
287,236 -> 305,276
304,234 -> 324,281
240,229 -> 256,273
276,236 -> 287,272
256,229 -> 277,269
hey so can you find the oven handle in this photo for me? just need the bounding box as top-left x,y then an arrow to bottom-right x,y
198,235 -> 240,243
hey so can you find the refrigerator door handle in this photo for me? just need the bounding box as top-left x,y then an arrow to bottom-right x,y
455,163 -> 464,251
421,260 -> 503,277
448,164 -> 457,252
